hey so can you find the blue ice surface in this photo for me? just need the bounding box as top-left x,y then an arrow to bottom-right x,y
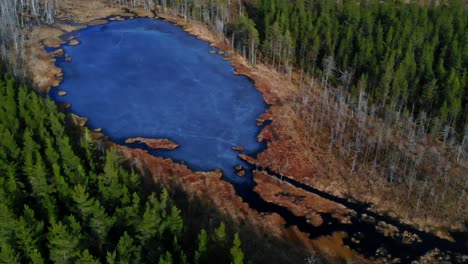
50,18 -> 267,183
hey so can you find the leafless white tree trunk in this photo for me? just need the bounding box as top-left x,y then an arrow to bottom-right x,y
322,55 -> 335,87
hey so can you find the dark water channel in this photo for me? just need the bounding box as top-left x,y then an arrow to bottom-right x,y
237,167 -> 467,263
50,18 -> 466,263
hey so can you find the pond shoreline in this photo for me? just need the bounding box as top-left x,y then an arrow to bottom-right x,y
33,11 -> 369,263
26,1 -> 466,263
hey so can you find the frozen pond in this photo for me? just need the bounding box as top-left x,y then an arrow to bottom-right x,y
51,18 -> 266,182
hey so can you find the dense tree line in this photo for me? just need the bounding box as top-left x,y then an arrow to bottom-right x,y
147,0 -> 467,133
252,0 -> 467,132
0,74 -> 244,263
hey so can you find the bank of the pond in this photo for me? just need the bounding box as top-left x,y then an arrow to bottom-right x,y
51,18 -> 267,184
26,1 -> 466,263
32,11 -> 370,264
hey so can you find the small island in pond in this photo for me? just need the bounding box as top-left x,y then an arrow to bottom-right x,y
125,137 -> 179,150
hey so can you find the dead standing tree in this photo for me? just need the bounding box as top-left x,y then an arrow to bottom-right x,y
292,71 -> 467,223
0,0 -> 59,76
322,55 -> 335,88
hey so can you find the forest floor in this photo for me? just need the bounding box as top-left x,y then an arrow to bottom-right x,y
25,0 -> 466,263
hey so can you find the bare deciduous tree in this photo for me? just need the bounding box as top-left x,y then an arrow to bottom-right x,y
322,55 -> 335,87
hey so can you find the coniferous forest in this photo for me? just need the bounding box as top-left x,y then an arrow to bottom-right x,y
0,0 -> 467,263
0,75 -> 244,263
251,0 -> 467,132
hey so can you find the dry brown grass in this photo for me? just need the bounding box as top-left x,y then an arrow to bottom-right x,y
124,137 -> 179,150
253,170 -> 352,226
25,45 -> 62,92
56,0 -> 122,23
115,143 -> 371,263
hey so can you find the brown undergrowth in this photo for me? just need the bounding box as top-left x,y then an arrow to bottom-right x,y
113,143 -> 371,264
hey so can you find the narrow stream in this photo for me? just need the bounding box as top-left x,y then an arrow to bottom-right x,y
236,166 -> 467,262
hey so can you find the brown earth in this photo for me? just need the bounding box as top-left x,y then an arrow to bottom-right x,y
30,26 -> 65,48
49,48 -> 64,57
26,26 -> 65,92
69,113 -> 88,127
232,145 -> 245,151
55,23 -> 87,33
132,8 -> 156,18
69,39 -> 80,46
109,16 -> 125,21
88,19 -> 109,26
253,170 -> 352,226
236,169 -> 246,177
55,0 -> 123,23
58,102 -> 71,110
125,137 -> 179,150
